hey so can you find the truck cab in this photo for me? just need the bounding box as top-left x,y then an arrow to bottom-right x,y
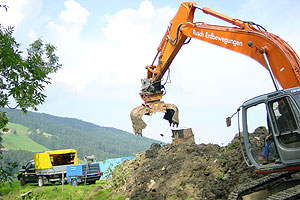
18,160 -> 37,186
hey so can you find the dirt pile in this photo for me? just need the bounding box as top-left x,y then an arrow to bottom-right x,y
106,127 -> 269,200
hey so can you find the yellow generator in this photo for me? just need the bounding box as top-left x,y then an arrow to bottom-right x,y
34,149 -> 78,186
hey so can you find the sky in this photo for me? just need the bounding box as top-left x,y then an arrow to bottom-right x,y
1,0 -> 300,145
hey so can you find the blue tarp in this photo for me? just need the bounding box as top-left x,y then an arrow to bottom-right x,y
99,156 -> 133,179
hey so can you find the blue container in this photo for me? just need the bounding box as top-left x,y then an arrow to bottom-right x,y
99,156 -> 133,179
66,163 -> 102,186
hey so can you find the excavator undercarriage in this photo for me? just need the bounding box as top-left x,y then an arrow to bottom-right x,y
229,171 -> 300,200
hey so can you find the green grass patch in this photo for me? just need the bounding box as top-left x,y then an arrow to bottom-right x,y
6,122 -> 31,136
2,122 -> 50,152
1,180 -> 123,200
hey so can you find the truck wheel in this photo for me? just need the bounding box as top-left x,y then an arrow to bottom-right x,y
20,177 -> 26,186
71,179 -> 78,186
38,176 -> 44,187
88,180 -> 96,184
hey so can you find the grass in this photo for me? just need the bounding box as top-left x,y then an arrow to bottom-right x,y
1,124 -> 127,199
2,122 -> 50,152
0,180 -> 125,200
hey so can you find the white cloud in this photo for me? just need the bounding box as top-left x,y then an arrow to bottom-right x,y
0,0 -> 43,31
29,29 -> 38,41
46,1 -> 175,96
60,0 -> 89,24
45,0 -> 89,43
137,0 -> 155,19
0,0 -> 28,28
101,1 -> 172,44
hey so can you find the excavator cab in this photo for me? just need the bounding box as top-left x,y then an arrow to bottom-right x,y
239,87 -> 300,173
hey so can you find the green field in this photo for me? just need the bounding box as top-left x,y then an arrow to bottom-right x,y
1,180 -> 125,200
2,122 -> 50,152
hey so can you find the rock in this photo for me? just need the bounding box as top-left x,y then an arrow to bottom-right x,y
147,179 -> 156,192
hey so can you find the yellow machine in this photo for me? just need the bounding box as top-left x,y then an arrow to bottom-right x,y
34,149 -> 78,169
34,149 -> 78,186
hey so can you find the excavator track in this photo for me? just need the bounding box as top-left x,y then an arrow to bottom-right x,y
266,184 -> 300,200
228,172 -> 300,200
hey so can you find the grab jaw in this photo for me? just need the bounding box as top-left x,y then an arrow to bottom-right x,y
130,101 -> 179,136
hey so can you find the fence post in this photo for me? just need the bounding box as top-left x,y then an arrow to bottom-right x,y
62,171 -> 64,192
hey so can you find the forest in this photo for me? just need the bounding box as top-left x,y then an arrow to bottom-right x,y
1,108 -> 160,168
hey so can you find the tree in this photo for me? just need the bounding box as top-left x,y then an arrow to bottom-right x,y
0,24 -> 61,185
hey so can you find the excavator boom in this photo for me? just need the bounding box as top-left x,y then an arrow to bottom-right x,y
131,2 -> 300,136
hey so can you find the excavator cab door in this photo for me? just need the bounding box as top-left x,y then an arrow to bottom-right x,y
241,89 -> 300,172
268,96 -> 300,165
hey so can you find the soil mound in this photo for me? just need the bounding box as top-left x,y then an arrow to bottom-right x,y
107,127 -> 269,200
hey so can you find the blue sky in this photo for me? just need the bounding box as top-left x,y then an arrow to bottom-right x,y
1,0 -> 300,145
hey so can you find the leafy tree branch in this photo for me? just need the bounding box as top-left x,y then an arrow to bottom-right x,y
0,24 -> 61,185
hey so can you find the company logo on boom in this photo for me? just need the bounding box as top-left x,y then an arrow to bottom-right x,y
193,29 -> 243,47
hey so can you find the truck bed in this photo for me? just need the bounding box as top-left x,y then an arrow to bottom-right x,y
36,165 -> 69,175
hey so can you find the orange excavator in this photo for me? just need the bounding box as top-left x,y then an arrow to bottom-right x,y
130,2 -> 300,135
131,2 -> 300,199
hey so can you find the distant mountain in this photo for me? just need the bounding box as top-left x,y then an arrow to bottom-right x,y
1,108 -> 161,163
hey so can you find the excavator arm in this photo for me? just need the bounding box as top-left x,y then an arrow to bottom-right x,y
131,2 -> 300,135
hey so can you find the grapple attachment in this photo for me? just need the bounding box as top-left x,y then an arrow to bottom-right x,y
130,101 -> 179,136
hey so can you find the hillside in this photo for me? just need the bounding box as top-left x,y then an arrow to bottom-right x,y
2,123 -> 50,152
1,108 -> 160,166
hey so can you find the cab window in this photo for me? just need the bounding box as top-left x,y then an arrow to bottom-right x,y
26,161 -> 34,169
269,98 -> 297,133
269,97 -> 300,148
